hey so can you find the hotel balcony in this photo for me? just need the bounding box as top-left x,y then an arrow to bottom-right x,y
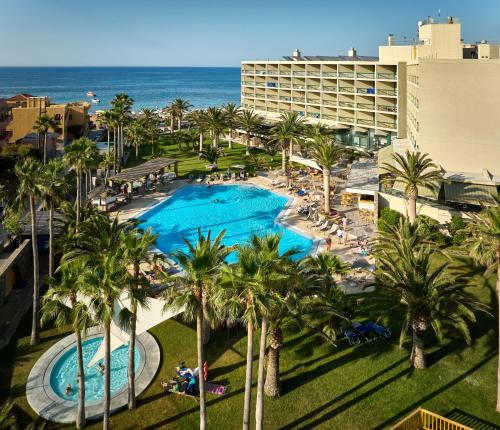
292,71 -> 306,76
338,71 -> 355,79
267,70 -> 279,75
378,120 -> 397,129
322,114 -> 336,121
377,88 -> 398,96
307,98 -> 321,105
267,94 -> 278,100
338,101 -> 355,108
292,97 -> 306,103
242,81 -> 254,86
280,96 -> 292,102
357,102 -> 375,110
322,71 -> 337,77
307,71 -> 322,77
339,116 -> 355,124
322,100 -> 336,107
357,72 -> 375,79
280,83 -> 291,89
357,118 -> 375,126
356,87 -> 376,95
377,105 -> 398,113
338,87 -> 356,94
322,85 -> 337,92
377,72 -> 397,80
292,84 -> 306,90
307,84 -> 321,90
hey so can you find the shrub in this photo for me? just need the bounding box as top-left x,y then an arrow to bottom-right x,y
415,215 -> 449,246
447,215 -> 468,246
378,207 -> 401,232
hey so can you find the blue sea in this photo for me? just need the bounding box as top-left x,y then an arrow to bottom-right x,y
0,67 -> 241,112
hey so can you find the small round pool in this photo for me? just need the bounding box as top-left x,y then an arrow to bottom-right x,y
50,336 -> 140,402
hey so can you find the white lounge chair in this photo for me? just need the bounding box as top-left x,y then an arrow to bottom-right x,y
310,218 -> 324,228
314,220 -> 330,231
326,223 -> 339,235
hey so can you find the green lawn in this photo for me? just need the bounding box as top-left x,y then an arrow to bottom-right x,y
2,284 -> 499,429
125,134 -> 282,178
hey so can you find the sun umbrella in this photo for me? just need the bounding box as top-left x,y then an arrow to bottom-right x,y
231,164 -> 246,170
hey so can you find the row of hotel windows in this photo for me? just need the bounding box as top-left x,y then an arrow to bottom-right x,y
408,111 -> 419,132
408,93 -> 419,109
407,75 -> 419,85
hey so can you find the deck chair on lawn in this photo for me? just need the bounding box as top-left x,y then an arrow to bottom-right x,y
160,379 -> 198,403
341,327 -> 361,345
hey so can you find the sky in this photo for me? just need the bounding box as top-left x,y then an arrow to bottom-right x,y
1,0 -> 500,67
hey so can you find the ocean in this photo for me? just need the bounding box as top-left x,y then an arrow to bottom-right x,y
0,67 -> 241,112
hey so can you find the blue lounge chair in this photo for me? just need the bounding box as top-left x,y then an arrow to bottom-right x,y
352,322 -> 374,340
367,322 -> 391,339
341,327 -> 361,345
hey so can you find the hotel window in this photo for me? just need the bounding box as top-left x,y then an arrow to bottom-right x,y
54,114 -> 61,120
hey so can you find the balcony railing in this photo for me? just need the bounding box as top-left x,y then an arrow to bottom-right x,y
242,70 -> 254,75
267,70 -> 279,75
255,70 -> 267,75
357,118 -> 375,126
339,87 -> 355,93
280,96 -> 292,101
255,82 -> 266,88
322,72 -> 337,77
322,114 -> 336,120
378,88 -> 398,96
280,83 -> 291,89
292,85 -> 306,90
254,93 -> 266,99
267,108 -> 278,113
307,71 -> 321,77
357,88 -> 376,95
242,81 -> 254,86
267,95 -> 278,100
322,100 -> 336,106
293,97 -> 306,103
389,408 -> 473,430
266,83 -> 278,88
338,101 -> 355,108
377,73 -> 397,80
307,85 -> 321,90
242,93 -> 254,98
378,120 -> 397,129
339,116 -> 355,123
378,105 -> 397,113
357,72 -> 375,79
292,71 -> 306,76
357,103 -> 375,110
310,112 -> 321,119
322,86 -> 337,91
279,70 -> 291,76
339,72 -> 355,78
307,99 -> 321,104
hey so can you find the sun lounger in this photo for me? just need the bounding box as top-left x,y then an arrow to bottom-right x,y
205,382 -> 230,395
326,224 -> 339,235
366,322 -> 391,339
314,220 -> 330,231
352,322 -> 374,340
341,327 -> 361,345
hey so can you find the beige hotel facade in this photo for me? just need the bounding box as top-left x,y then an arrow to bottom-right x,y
242,16 -> 500,207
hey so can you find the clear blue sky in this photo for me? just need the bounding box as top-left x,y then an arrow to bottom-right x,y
2,0 -> 500,67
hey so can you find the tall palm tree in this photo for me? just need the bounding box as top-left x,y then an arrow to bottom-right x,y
268,117 -> 301,171
278,111 -> 305,158
41,260 -> 93,429
237,110 -> 264,156
223,102 -> 239,149
463,196 -> 500,409
34,114 -> 59,165
308,136 -> 344,214
121,227 -> 158,410
64,137 -> 97,226
171,98 -> 193,132
40,159 -> 68,277
374,218 -> 489,369
139,108 -> 160,155
164,104 -> 176,134
163,229 -> 231,430
111,93 -> 134,170
187,110 -> 208,152
381,150 -> 443,223
203,107 -> 227,148
14,157 -> 44,345
305,123 -> 332,141
215,245 -> 270,430
100,150 -> 115,184
248,234 -> 299,429
126,119 -> 147,158
98,110 -> 115,158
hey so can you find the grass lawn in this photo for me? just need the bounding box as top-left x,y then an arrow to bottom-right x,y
2,283 -> 499,430
125,134 -> 282,178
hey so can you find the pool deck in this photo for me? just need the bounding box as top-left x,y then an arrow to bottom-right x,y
111,175 -> 376,295
26,327 -> 160,424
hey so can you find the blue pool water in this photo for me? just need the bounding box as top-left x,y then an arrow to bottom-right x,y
139,184 -> 314,263
50,337 -> 140,402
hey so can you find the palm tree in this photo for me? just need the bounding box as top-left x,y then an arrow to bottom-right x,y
64,137 -> 97,226
308,136 -> 344,214
381,150 -> 443,223
223,102 -> 239,149
463,196 -> 500,409
34,114 -> 59,165
126,119 -> 147,158
164,104 -> 176,134
163,229 -> 231,430
121,227 -> 158,410
305,123 -> 332,141
98,110 -> 115,158
215,245 -> 270,430
0,399 -> 17,429
40,159 -> 68,277
373,218 -> 489,369
139,108 -> 160,155
237,109 -> 264,156
111,93 -> 134,170
14,157 -> 44,345
187,110 -> 208,152
100,150 -> 115,184
171,98 -> 193,132
199,146 -> 224,165
41,260 -> 93,428
278,111 -> 305,158
203,107 -> 227,148
268,116 -> 302,171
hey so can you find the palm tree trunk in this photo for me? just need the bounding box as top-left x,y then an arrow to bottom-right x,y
75,328 -> 86,429
281,147 -> 286,171
178,117 -> 181,132
113,127 -> 117,174
29,195 -> 40,346
128,300 -> 137,409
246,132 -> 250,156
197,307 -> 207,430
103,320 -> 111,430
228,129 -> 233,150
76,172 -> 81,227
170,117 -> 174,134
289,138 -> 293,158
411,328 -> 426,369
48,206 -> 54,278
323,168 -> 331,214
43,133 -> 48,165
408,196 -> 417,223
107,129 -> 110,156
255,316 -> 267,430
242,319 -> 254,430
136,144 -> 139,158
496,251 -> 500,412
264,329 -> 281,397
202,296 -> 211,345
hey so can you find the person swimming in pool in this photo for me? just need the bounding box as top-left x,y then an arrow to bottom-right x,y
98,362 -> 105,375
65,384 -> 72,395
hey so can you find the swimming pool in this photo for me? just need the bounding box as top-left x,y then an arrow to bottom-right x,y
139,184 -> 314,263
50,336 -> 140,402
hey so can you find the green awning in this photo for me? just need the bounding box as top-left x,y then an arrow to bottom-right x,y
444,182 -> 498,206
392,180 -> 441,199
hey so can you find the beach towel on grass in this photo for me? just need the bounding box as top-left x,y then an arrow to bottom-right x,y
205,382 -> 229,395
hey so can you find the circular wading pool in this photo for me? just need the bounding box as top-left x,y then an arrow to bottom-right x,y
26,327 -> 160,424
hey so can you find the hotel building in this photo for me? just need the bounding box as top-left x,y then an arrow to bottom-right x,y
242,16 -> 500,209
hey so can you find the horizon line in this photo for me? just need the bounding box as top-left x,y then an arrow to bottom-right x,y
0,65 -> 242,68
